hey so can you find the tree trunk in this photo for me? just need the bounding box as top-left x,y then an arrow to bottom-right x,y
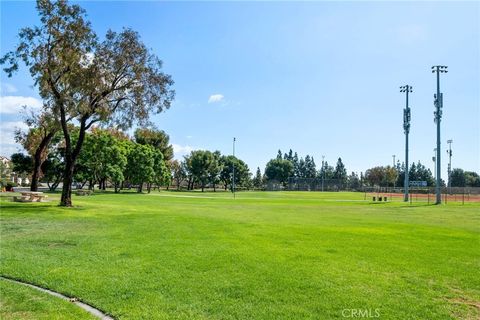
59,117 -> 87,207
60,160 -> 74,206
30,132 -> 55,192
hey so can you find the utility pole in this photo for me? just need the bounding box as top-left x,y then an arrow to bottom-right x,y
392,155 -> 396,167
433,148 -> 437,180
447,139 -> 453,190
432,65 -> 448,204
321,155 -> 325,192
400,85 -> 412,202
232,137 -> 236,199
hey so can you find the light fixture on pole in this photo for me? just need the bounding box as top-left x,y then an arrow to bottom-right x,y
400,85 -> 412,202
432,65 -> 447,204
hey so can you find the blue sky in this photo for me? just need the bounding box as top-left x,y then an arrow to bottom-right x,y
1,1 -> 479,178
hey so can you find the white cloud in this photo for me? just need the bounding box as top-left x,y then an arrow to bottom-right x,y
172,143 -> 194,157
0,95 -> 42,114
0,83 -> 17,94
208,94 -> 224,103
0,121 -> 28,157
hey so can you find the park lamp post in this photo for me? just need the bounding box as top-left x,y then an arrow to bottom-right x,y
432,65 -> 448,204
400,85 -> 412,202
232,137 -> 236,199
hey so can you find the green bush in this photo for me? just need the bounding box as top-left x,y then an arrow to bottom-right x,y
6,181 -> 17,188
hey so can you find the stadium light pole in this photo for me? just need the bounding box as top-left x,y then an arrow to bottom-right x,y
232,137 -> 236,199
432,65 -> 448,204
447,139 -> 453,190
433,148 -> 437,181
400,85 -> 412,202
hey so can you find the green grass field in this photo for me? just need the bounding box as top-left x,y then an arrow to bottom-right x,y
0,191 -> 479,319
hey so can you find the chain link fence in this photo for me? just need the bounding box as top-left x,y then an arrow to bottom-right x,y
265,177 -> 480,203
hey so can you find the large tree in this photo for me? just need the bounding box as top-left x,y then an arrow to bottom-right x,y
252,167 -> 263,189
219,155 -> 250,191
134,128 -> 174,162
187,150 -> 215,192
126,144 -> 155,193
10,153 -> 33,184
464,171 -> 480,187
170,159 -> 187,190
333,157 -> 347,184
265,158 -> 293,186
76,128 -> 128,192
1,0 -> 174,206
15,111 -> 60,191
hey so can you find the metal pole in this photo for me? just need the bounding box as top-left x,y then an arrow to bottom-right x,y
400,85 -> 412,202
447,139 -> 453,191
232,137 -> 236,199
432,65 -> 447,204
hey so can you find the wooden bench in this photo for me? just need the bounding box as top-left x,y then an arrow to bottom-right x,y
75,189 -> 93,196
14,192 -> 48,202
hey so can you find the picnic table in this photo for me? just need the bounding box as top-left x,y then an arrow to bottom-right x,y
14,191 -> 48,202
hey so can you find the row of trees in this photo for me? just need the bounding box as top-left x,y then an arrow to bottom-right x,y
364,161 -> 436,188
11,128 -> 173,193
265,149 -> 348,186
263,149 -> 480,190
171,151 -> 251,192
11,121 -> 256,193
449,169 -> 480,187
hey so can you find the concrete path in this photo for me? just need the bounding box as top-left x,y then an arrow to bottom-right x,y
0,276 -> 114,320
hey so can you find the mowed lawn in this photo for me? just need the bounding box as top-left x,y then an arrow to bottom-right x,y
0,191 -> 479,319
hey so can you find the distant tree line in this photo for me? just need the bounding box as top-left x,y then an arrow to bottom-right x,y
10,124 -> 255,193
263,149 -> 348,187
11,128 -> 173,193
259,149 -> 479,191
449,169 -> 480,187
